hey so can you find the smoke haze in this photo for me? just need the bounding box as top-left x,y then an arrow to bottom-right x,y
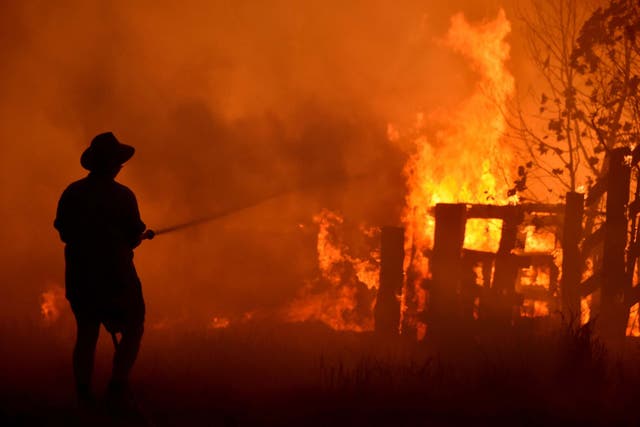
0,0 -> 530,328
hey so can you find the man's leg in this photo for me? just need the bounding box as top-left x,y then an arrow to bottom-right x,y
111,321 -> 144,388
107,288 -> 145,410
72,308 -> 100,405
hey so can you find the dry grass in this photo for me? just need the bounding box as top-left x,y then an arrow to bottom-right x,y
1,316 -> 640,426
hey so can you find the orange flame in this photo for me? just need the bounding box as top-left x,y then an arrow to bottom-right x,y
286,209 -> 379,331
519,266 -> 551,289
398,10 -> 515,333
40,284 -> 65,324
206,312 -> 254,330
294,10 -> 552,335
627,303 -> 640,337
520,299 -> 550,318
580,258 -> 595,326
523,225 -> 557,253
209,316 -> 231,329
581,294 -> 592,326
401,9 -> 514,254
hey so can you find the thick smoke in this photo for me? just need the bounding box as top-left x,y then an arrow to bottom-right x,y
0,0 -> 527,328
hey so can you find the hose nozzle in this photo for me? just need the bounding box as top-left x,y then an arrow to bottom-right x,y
141,229 -> 156,240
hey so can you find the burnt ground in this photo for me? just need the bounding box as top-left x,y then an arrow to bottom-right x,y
2,318 -> 640,427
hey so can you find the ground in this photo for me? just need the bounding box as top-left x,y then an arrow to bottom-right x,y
2,318 -> 640,426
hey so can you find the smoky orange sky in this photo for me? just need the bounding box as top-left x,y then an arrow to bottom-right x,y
0,0 -> 537,329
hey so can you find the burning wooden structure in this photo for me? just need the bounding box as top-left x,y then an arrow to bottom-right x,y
375,201 -> 564,337
375,148 -> 640,342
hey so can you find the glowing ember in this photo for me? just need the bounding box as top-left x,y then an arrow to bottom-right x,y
580,259 -> 595,325
209,316 -> 231,329
40,284 -> 65,324
206,312 -> 254,330
520,266 -> 551,289
627,303 -> 640,337
520,299 -> 550,318
581,295 -> 592,326
473,296 -> 481,320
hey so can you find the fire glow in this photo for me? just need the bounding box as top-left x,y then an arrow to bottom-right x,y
400,10 -> 516,333
40,284 -> 65,324
286,209 -> 380,331
294,10 -> 524,333
402,9 -> 514,252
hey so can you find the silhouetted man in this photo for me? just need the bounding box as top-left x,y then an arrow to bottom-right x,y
54,132 -> 153,408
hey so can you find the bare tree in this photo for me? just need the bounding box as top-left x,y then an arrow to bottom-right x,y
572,0 -> 640,157
507,0 -> 598,201
509,0 -> 640,202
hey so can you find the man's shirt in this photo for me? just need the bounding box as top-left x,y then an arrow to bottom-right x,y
54,173 -> 146,303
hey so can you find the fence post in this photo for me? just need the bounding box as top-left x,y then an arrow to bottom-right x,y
375,226 -> 404,336
601,147 -> 631,342
490,206 -> 522,326
562,192 -> 584,320
431,203 -> 467,338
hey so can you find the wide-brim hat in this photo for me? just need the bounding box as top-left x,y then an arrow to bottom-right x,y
80,132 -> 135,171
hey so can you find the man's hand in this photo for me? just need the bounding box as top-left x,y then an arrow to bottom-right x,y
141,229 -> 155,240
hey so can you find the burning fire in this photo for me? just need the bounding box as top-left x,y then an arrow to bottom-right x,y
209,316 -> 231,329
581,294 -> 592,326
401,9 -> 515,254
400,8 -> 515,266
40,284 -> 65,324
286,209 -> 380,331
520,299 -> 550,318
206,312 -> 254,330
519,265 -> 552,289
523,225 -> 557,253
627,303 -> 640,337
581,258 -> 595,326
292,10 -> 564,335
398,10 -> 516,332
